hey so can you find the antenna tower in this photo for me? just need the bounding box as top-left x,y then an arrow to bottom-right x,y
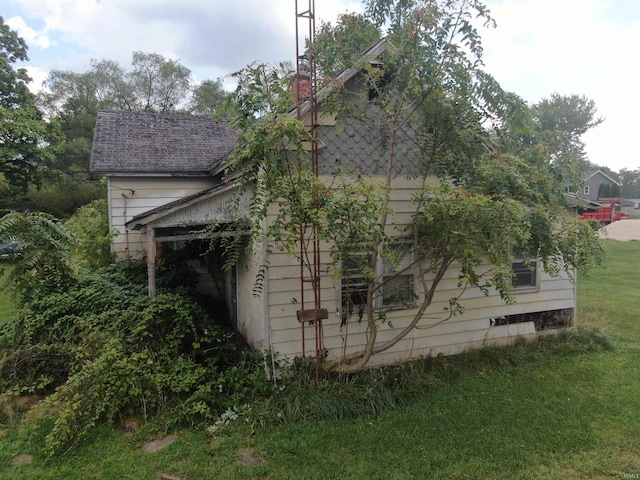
295,0 -> 324,379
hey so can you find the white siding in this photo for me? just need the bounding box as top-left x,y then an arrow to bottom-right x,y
108,176 -> 217,257
260,177 -> 576,364
236,243 -> 269,350
106,173 -> 576,367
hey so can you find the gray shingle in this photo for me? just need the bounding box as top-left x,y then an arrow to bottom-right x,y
89,111 -> 236,175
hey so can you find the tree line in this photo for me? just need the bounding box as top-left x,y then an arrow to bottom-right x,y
1,16 -> 231,216
2,12 -> 638,220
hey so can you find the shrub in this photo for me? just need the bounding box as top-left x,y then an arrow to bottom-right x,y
64,199 -> 114,270
0,261 -> 274,455
0,211 -> 78,305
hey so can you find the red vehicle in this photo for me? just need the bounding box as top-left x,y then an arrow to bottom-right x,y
578,198 -> 629,224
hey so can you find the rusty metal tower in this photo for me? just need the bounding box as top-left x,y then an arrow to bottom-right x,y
294,0 -> 325,379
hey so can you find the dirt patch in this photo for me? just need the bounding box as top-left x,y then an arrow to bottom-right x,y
11,454 -> 33,465
599,219 -> 640,241
239,447 -> 264,466
120,418 -> 141,437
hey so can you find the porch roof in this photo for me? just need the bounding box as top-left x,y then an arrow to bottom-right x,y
125,182 -> 250,231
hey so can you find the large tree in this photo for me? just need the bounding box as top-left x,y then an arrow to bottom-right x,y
227,0 -> 602,373
40,54 -> 231,176
312,12 -> 382,79
0,17 -> 62,201
619,167 -> 640,198
190,79 -> 233,117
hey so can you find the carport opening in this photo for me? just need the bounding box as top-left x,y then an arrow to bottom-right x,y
153,225 -> 244,328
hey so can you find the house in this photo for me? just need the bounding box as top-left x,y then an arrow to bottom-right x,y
90,47 -> 577,368
568,169 -> 619,202
568,169 -> 635,214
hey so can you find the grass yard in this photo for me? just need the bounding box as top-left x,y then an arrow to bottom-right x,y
1,240 -> 639,479
0,267 -> 15,322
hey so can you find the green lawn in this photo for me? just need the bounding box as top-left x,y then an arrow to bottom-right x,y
1,240 -> 639,479
0,267 -> 15,322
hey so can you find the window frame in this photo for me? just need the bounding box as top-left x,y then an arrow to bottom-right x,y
338,241 -> 416,320
583,185 -> 590,195
510,249 -> 539,293
379,241 -> 416,309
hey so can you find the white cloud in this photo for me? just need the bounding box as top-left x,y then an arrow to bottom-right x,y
5,15 -> 50,48
23,65 -> 49,92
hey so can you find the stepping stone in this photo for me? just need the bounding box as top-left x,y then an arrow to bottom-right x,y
142,434 -> 177,453
158,474 -> 181,480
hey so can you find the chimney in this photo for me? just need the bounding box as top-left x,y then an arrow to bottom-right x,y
292,69 -> 311,104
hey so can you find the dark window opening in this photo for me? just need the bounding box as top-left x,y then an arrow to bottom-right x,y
367,70 -> 391,101
511,260 -> 537,289
491,308 -> 574,331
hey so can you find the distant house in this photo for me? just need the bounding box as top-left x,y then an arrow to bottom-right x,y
91,44 -> 577,367
567,169 -> 636,213
567,169 -> 620,202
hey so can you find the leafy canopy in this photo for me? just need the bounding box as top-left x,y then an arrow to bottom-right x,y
0,17 -> 62,197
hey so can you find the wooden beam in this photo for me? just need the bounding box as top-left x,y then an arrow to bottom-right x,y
296,308 -> 329,323
155,230 -> 249,243
146,226 -> 156,298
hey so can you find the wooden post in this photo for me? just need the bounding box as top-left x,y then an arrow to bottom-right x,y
146,226 -> 156,298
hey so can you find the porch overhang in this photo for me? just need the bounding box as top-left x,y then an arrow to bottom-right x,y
125,182 -> 249,231
125,182 -> 251,297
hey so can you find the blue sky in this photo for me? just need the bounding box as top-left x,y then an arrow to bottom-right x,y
3,0 -> 638,172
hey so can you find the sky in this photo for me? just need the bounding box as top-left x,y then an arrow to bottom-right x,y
3,0 -> 638,173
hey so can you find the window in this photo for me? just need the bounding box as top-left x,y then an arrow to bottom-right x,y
511,250 -> 538,292
381,243 -> 415,307
565,185 -> 574,194
583,185 -> 590,195
340,250 -> 371,322
340,242 -> 415,322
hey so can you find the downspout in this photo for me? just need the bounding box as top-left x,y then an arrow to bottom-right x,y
122,189 -> 135,254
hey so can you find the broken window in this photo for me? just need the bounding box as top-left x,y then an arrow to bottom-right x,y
340,248 -> 372,323
381,242 -> 415,307
339,242 -> 415,324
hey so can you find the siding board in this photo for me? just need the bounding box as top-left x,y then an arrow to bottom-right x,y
261,176 -> 576,364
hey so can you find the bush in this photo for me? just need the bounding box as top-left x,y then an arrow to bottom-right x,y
0,261 -> 274,455
64,199 -> 114,270
13,177 -> 106,218
0,211 -> 78,305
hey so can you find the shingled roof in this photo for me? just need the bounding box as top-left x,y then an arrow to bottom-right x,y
89,111 -> 236,176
